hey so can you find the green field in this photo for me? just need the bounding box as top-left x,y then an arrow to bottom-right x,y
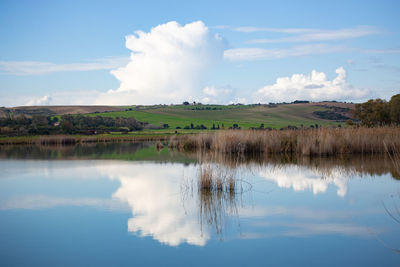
89,104 -> 342,129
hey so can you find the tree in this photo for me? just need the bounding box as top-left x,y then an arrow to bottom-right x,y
61,120 -> 73,134
389,94 -> 400,124
353,98 -> 390,126
31,115 -> 50,134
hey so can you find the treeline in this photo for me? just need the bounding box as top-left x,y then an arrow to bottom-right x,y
177,123 -> 240,130
0,114 -> 145,136
177,123 -> 223,130
352,94 -> 400,126
0,115 -> 56,136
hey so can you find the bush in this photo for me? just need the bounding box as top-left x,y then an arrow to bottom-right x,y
0,114 -> 147,136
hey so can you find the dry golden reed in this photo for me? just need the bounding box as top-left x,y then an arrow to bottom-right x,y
0,134 -> 170,146
172,127 -> 400,156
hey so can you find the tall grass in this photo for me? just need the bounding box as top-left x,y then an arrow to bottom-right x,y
0,134 -> 172,146
183,159 -> 245,236
197,161 -> 238,192
171,127 -> 400,156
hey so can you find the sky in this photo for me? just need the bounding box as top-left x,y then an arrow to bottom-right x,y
0,0 -> 399,106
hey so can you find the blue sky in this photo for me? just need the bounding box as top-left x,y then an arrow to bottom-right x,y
0,0 -> 399,106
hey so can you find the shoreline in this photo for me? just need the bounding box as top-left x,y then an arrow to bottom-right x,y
169,127 -> 400,156
1,127 -> 400,157
0,133 -> 178,145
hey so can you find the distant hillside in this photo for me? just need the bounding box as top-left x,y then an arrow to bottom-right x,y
88,102 -> 354,129
312,102 -> 355,121
1,102 -> 354,130
0,105 -> 125,117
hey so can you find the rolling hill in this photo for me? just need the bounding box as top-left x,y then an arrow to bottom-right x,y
1,102 -> 354,130
88,102 -> 353,129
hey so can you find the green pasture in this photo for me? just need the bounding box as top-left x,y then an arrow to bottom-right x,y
89,104 -> 341,129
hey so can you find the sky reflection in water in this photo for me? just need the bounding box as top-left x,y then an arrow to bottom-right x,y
0,148 -> 400,266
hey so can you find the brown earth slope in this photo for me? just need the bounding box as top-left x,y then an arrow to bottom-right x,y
2,106 -> 125,116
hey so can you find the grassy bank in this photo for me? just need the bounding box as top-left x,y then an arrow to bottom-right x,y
4,127 -> 399,157
0,131 -> 186,145
169,127 -> 400,156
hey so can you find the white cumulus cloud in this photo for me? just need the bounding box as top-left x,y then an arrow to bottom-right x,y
255,67 -> 369,102
201,85 -> 233,103
26,95 -> 52,106
96,21 -> 224,105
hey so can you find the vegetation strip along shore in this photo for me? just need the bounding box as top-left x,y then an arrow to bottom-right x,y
168,127 -> 400,156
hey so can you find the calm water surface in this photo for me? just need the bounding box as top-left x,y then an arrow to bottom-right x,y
0,143 -> 399,266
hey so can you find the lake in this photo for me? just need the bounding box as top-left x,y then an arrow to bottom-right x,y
0,143 -> 399,266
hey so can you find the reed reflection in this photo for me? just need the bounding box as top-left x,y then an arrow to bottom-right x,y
1,143 -> 400,247
259,155 -> 399,196
182,153 -> 395,241
181,159 -> 252,238
2,143 -> 398,180
190,152 -> 399,198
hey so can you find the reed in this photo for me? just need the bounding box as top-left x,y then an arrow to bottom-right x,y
38,135 -> 76,145
197,161 -> 237,192
385,143 -> 400,179
0,134 -> 174,146
196,161 -> 242,235
155,142 -> 164,150
171,127 -> 400,156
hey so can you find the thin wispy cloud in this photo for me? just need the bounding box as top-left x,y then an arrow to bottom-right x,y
224,43 -> 399,61
0,90 -> 103,107
214,25 -> 316,34
215,25 -> 381,43
364,48 -> 400,54
241,223 -> 376,239
0,195 -> 130,211
247,26 -> 381,44
25,90 -> 102,106
224,44 -> 349,61
0,56 -> 129,75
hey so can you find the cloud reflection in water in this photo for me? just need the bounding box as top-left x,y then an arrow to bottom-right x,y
259,164 -> 348,197
1,159 -> 389,247
98,163 -> 209,246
